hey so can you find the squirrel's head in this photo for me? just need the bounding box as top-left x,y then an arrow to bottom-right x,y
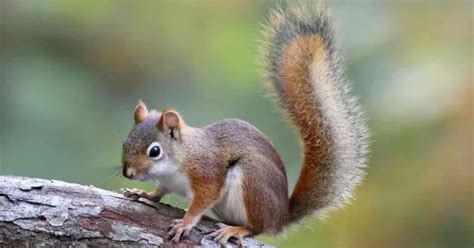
121,99 -> 185,181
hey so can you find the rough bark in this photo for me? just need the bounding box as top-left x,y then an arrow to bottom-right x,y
0,176 -> 272,248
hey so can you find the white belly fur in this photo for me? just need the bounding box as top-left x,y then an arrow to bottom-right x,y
148,160 -> 192,198
212,166 -> 248,226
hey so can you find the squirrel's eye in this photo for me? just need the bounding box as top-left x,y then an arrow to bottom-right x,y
146,142 -> 162,160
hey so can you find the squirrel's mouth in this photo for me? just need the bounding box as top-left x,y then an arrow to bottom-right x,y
123,167 -> 149,181
132,174 -> 147,181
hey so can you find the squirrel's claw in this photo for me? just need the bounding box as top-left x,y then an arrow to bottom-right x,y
168,219 -> 192,243
120,188 -> 148,200
208,225 -> 250,247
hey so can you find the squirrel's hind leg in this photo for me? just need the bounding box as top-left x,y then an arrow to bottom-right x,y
209,223 -> 251,247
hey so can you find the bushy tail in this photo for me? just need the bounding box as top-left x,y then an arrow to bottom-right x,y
259,1 -> 369,222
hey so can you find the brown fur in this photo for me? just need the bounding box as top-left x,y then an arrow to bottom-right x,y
204,120 -> 290,234
260,1 -> 369,224
181,133 -> 226,224
279,36 -> 335,221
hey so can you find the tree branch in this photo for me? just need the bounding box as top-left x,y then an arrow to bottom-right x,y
0,176 -> 272,247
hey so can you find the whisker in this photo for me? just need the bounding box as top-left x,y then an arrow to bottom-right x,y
144,172 -> 155,182
105,165 -> 123,171
145,173 -> 159,184
104,170 -> 123,185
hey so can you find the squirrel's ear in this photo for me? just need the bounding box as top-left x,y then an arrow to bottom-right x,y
158,109 -> 182,141
134,99 -> 148,124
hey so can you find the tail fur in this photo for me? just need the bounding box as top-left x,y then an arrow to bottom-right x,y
259,1 -> 369,222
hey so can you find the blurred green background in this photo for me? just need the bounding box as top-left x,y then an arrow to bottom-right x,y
0,0 -> 472,247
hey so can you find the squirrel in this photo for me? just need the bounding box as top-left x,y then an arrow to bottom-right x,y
120,0 -> 368,246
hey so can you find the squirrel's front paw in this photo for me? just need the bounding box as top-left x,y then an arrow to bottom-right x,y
120,188 -> 148,200
168,219 -> 192,243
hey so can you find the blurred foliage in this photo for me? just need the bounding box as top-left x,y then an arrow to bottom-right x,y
0,0 -> 472,247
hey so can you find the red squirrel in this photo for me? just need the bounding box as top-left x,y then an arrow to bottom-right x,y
120,1 -> 369,246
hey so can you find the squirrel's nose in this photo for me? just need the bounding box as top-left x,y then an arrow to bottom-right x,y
122,166 -> 134,179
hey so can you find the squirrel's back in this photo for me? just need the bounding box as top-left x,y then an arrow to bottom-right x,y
260,1 -> 369,222
204,118 -> 286,176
